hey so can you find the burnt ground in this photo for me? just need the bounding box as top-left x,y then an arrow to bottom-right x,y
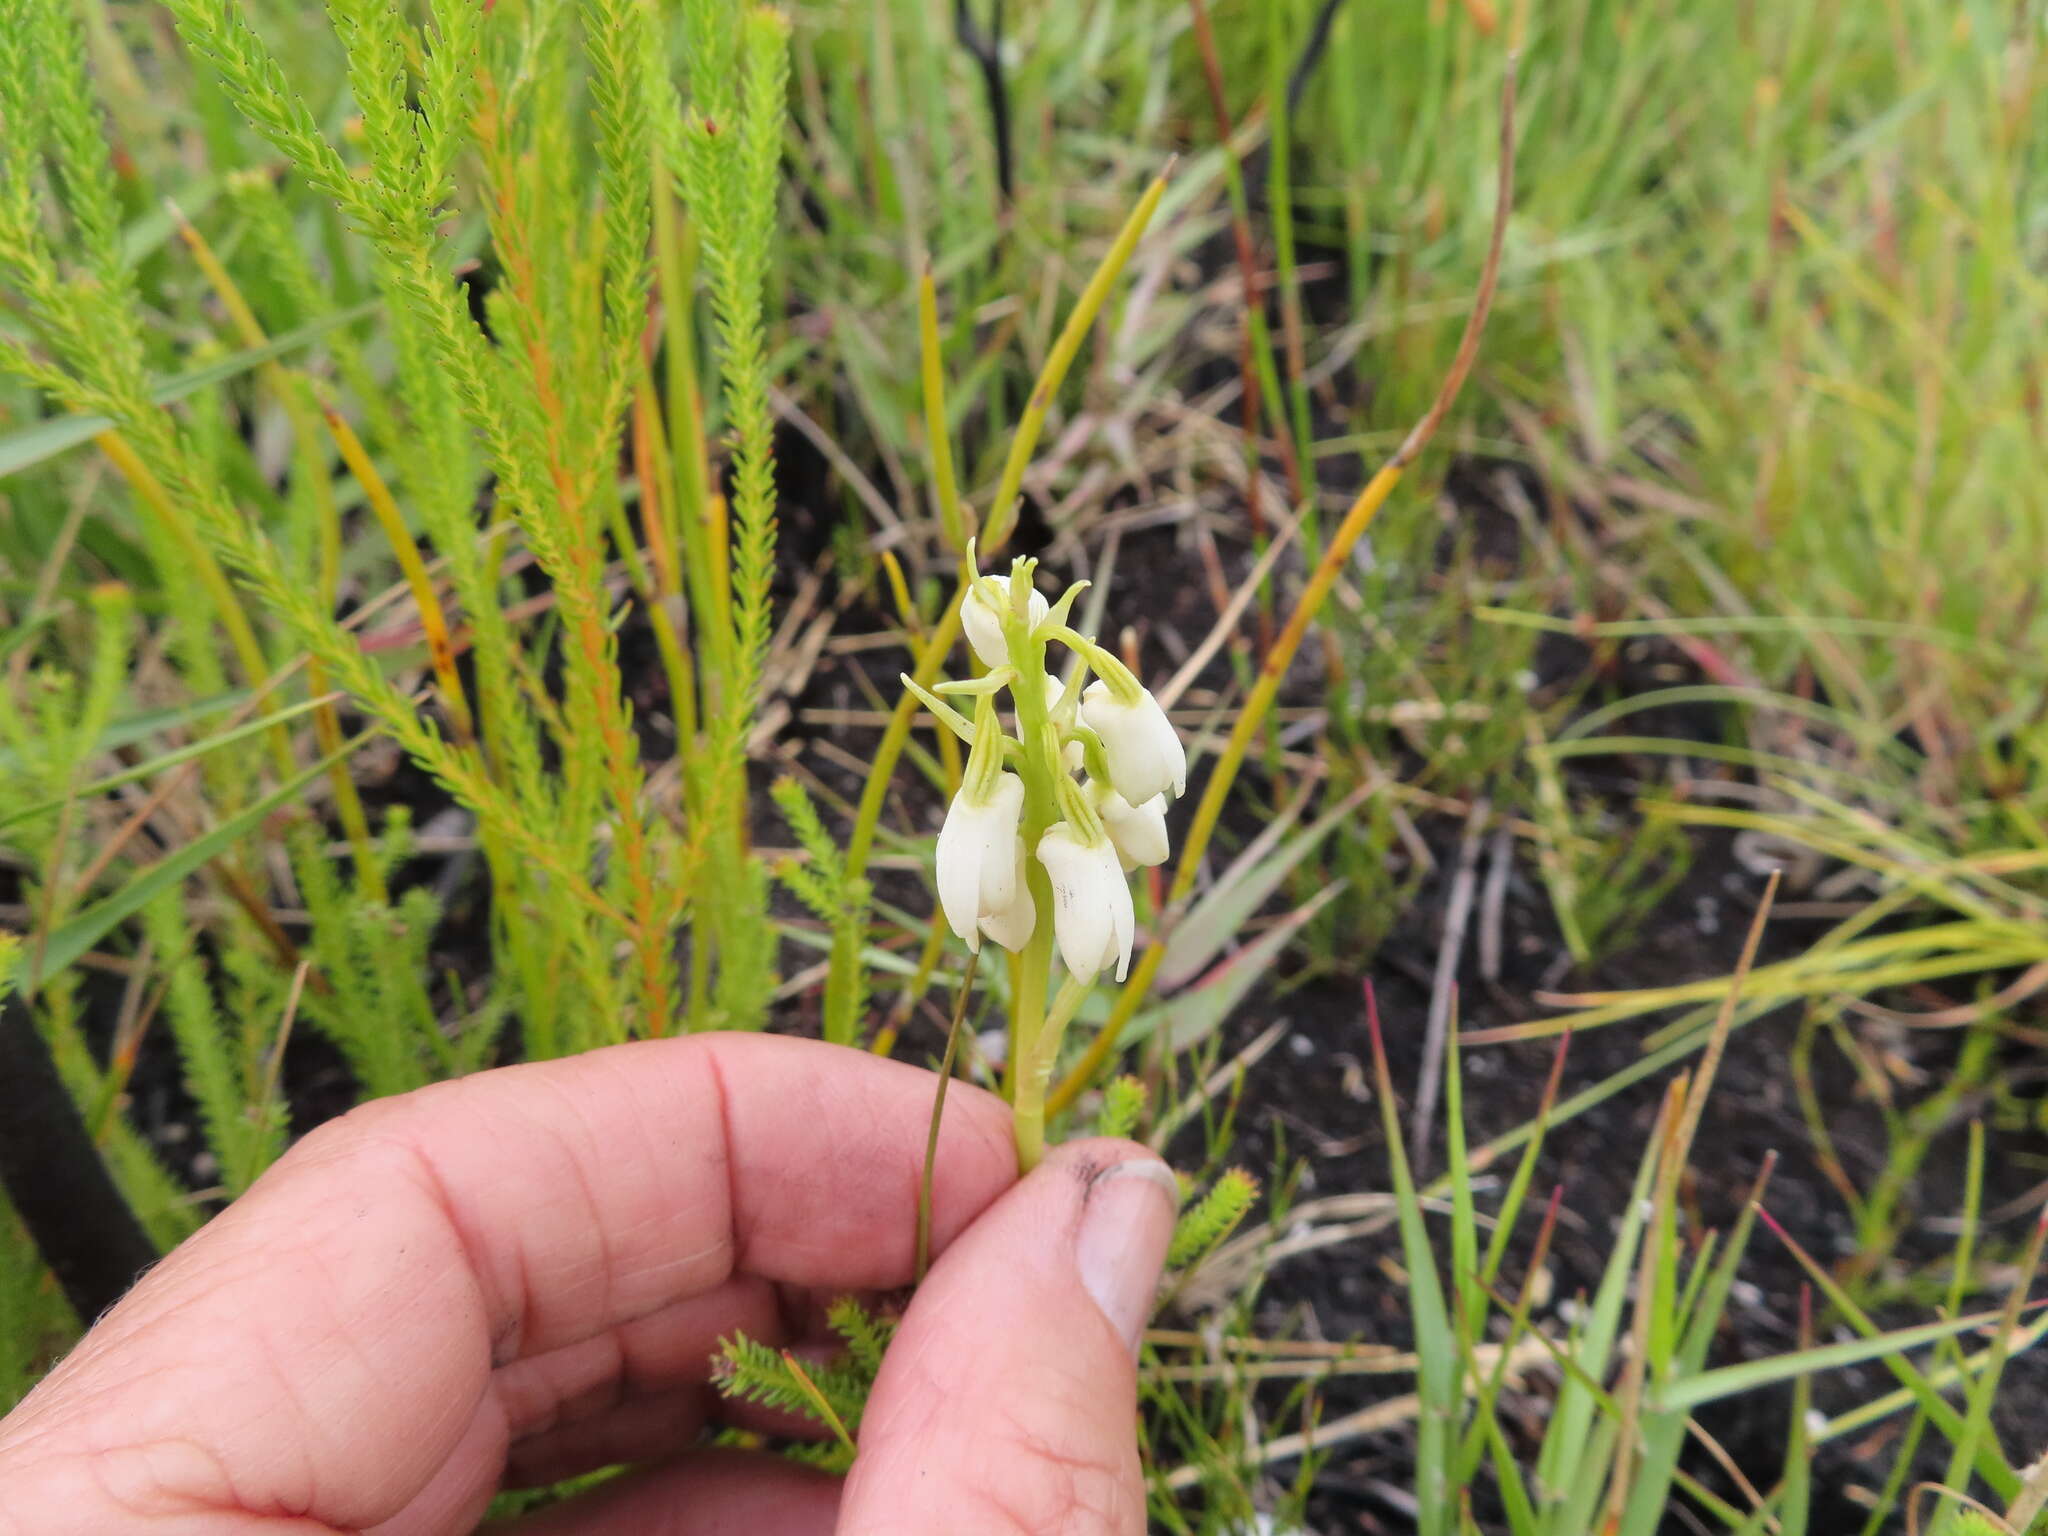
1187,856 -> 2048,1536
1178,824 -> 2048,1533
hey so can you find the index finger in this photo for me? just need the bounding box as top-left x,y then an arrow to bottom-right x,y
0,1034 -> 1015,1531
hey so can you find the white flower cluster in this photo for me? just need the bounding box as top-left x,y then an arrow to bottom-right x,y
910,559 -> 1187,987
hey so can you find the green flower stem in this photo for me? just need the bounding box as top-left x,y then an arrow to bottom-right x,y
1009,871 -> 1058,1172
1002,581 -> 1067,1171
1013,974 -> 1090,1174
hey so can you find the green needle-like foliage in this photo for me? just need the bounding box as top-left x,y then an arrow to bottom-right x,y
770,778 -> 871,1046
826,1295 -> 892,1378
1166,1169 -> 1256,1272
714,1296 -> 896,1472
0,0 -> 804,1051
1095,1075 -> 1148,1141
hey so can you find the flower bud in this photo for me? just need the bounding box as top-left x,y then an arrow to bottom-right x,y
1035,821 -> 1135,984
936,771 -> 1030,953
1081,680 -> 1187,805
1093,785 -> 1170,870
962,575 -> 1048,670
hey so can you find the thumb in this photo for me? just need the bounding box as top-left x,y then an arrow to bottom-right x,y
838,1139 -> 1176,1536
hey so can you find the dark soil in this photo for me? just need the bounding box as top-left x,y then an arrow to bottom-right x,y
1187,818 -> 2048,1534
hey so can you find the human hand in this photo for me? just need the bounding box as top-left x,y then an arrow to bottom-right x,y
0,1034 -> 1177,1533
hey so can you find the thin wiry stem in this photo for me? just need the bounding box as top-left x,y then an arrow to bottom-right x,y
1051,59 -> 1519,1117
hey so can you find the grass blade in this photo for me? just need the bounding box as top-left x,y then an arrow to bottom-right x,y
1653,1308 -> 2013,1416
0,304 -> 376,479
0,694 -> 341,831
1366,982 -> 1455,1536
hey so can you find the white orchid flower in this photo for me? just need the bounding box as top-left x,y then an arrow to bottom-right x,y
1081,679 -> 1187,805
962,574 -> 1047,670
1093,785 -> 1170,870
1035,820 -> 1135,984
936,771 -> 1029,953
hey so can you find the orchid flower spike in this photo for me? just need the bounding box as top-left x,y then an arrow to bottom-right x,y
1081,676 -> 1187,805
1035,819 -> 1135,984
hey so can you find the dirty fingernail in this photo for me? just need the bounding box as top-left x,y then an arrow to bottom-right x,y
1075,1159 -> 1178,1355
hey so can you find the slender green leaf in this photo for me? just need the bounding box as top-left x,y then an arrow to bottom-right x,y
1653,1310 -> 2003,1415
1149,882 -> 1344,1053
1367,986 -> 1455,1536
1535,1108 -> 1661,1509
120,180 -> 221,262
1763,1206 -> 2018,1497
1782,1322 -> 1812,1536
1158,783 -> 1368,989
0,304 -> 377,479
0,694 -> 339,831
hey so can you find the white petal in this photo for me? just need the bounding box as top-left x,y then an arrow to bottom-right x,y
935,790 -> 985,949
977,841 -> 1036,953
934,773 -> 1025,952
1082,681 -> 1186,804
1109,859 -> 1134,981
961,599 -> 1007,671
962,575 -> 1048,670
1036,821 -> 1131,985
1097,789 -> 1170,869
1146,698 -> 1188,798
974,773 -> 1027,915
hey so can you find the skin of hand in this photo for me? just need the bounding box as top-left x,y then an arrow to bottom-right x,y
0,1034 -> 1178,1534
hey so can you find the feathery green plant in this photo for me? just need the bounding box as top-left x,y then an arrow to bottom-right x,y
713,1296 -> 897,1472
1166,1168 -> 1257,1272
1095,1075 -> 1149,1141
770,776 -> 871,1046
0,0 -> 802,1062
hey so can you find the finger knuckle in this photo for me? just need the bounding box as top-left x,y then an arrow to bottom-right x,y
281,1084 -> 447,1173
52,1433 -> 246,1524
